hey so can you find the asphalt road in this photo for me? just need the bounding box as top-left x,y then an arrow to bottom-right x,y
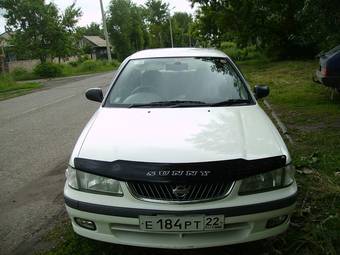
0,72 -> 115,255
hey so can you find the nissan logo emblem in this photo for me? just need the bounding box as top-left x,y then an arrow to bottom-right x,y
172,185 -> 191,198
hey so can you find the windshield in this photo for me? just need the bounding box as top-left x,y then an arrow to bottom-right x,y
104,57 -> 252,108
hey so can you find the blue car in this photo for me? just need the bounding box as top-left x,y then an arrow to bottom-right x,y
313,45 -> 340,91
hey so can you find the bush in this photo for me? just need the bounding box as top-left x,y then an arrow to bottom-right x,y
220,42 -> 264,61
10,67 -> 38,81
77,55 -> 90,63
33,63 -> 63,78
7,67 -> 38,81
68,61 -> 78,67
11,67 -> 28,77
79,60 -> 101,72
0,74 -> 16,89
110,59 -> 121,68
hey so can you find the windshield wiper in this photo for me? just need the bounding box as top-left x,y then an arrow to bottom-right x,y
127,99 -> 251,108
210,99 -> 251,106
128,100 -> 208,108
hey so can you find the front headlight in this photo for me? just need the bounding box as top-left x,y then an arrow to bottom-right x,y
239,165 -> 295,195
66,166 -> 123,196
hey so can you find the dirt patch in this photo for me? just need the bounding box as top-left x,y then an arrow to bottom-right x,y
287,123 -> 326,132
12,209 -> 67,255
0,161 -> 67,255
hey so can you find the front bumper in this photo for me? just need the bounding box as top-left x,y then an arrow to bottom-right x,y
64,181 -> 297,249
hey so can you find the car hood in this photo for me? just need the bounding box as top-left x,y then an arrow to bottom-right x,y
75,106 -> 289,164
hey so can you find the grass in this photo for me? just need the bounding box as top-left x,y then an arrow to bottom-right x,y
39,59 -> 340,255
239,59 -> 340,255
0,59 -> 120,100
10,59 -> 121,81
0,75 -> 41,100
220,41 -> 266,61
59,59 -> 120,77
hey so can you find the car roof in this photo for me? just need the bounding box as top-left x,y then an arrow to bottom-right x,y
129,48 -> 229,60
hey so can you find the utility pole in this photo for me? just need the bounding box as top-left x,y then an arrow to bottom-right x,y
99,0 -> 112,61
168,13 -> 174,48
0,46 -> 5,74
188,25 -> 192,47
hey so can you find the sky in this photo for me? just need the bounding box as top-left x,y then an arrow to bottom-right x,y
0,0 -> 197,34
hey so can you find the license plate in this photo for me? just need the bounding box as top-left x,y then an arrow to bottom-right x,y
140,215 -> 224,232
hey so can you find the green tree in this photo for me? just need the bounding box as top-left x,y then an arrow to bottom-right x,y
298,0 -> 340,52
130,6 -> 145,52
190,0 -> 340,58
171,12 -> 193,47
106,0 -> 196,59
0,0 -> 81,62
83,22 -> 103,37
145,0 -> 170,48
107,0 -> 147,60
55,4 -> 82,61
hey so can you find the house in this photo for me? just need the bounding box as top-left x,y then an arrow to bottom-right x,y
79,36 -> 111,60
0,32 -> 16,72
0,32 -> 16,62
0,32 -> 12,47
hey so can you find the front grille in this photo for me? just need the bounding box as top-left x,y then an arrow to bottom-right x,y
128,182 -> 234,202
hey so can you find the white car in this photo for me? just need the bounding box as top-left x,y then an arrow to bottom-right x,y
64,48 -> 297,249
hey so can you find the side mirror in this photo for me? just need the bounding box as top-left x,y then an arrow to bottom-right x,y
254,85 -> 270,99
85,88 -> 103,102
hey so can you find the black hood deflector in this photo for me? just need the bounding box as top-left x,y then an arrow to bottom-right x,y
74,155 -> 287,183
